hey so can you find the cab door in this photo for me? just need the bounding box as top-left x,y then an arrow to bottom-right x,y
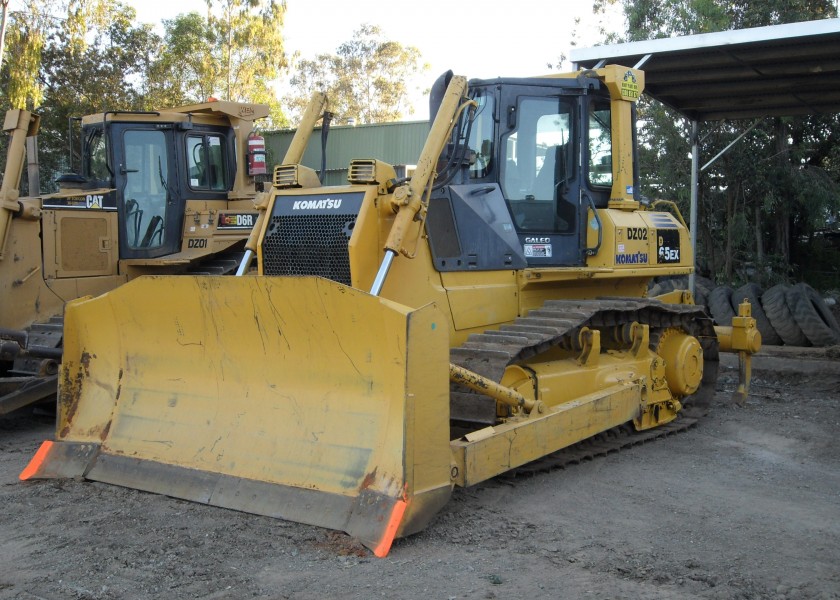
497,84 -> 585,266
111,124 -> 183,259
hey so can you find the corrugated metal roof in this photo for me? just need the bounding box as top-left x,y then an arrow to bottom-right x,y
571,18 -> 840,121
265,120 -> 429,186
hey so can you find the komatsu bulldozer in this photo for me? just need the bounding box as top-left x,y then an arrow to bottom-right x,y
21,68 -> 759,557
0,97 -> 327,414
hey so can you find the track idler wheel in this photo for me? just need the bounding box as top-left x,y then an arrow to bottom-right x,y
657,328 -> 704,397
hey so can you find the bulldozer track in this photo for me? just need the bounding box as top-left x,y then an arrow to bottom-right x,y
451,297 -> 719,409
0,317 -> 64,415
502,415 -> 698,478
5,316 -> 64,375
449,298 -> 719,472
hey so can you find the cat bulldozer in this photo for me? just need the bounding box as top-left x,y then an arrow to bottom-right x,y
0,95 -> 328,414
22,68 -> 759,557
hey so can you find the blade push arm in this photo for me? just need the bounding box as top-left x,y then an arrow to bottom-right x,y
370,75 -> 473,295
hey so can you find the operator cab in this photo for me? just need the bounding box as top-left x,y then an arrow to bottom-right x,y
427,71 -> 638,270
51,115 -> 236,261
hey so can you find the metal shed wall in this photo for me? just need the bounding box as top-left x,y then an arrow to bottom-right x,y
265,120 -> 430,186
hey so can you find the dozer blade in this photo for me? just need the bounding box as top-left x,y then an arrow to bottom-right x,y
21,275 -> 452,556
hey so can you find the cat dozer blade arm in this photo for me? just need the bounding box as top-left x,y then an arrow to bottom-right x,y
0,110 -> 40,259
21,276 -> 452,557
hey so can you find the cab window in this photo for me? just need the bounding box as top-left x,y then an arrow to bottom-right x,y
187,134 -> 228,191
501,96 -> 575,233
85,127 -> 110,182
467,91 -> 494,179
588,100 -> 612,188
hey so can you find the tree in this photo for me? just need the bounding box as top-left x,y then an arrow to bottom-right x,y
0,0 -> 158,192
597,0 -> 840,287
284,24 -> 428,125
3,0 -> 54,110
146,12 -> 216,108
148,0 -> 289,126
209,0 -> 286,102
2,0 -> 120,111
0,0 -> 291,191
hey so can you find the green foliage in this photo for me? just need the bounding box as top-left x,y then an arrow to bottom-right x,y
64,0 -> 113,55
6,24 -> 44,109
284,24 -> 428,125
4,0 -> 118,111
206,0 -> 287,104
145,12 -> 214,108
41,3 -> 158,111
146,0 -> 289,126
4,0 -> 54,110
0,0 -> 163,191
601,0 -> 836,42
0,0 -> 292,190
624,0 -> 729,39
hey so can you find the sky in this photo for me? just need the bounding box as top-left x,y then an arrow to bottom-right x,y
23,0 -> 627,120
131,0 -> 627,118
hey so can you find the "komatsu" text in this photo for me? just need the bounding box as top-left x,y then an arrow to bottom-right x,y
615,252 -> 648,265
292,198 -> 343,210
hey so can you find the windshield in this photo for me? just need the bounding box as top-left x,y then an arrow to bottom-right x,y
502,96 -> 576,233
123,129 -> 169,250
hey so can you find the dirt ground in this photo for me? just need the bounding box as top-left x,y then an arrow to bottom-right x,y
1,349 -> 838,600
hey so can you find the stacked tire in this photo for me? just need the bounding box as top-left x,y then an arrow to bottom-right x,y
760,284 -> 808,346
766,283 -> 840,347
693,276 -> 714,307
649,277 -> 840,347
708,285 -> 736,327
709,282 -> 840,347
647,276 -> 688,297
648,275 -> 713,306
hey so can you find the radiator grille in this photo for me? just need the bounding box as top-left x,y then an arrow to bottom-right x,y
262,214 -> 355,285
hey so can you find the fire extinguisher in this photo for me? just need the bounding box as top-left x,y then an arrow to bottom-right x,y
247,134 -> 266,176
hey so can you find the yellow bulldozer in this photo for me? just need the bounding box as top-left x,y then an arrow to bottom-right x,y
0,97 -> 329,415
21,68 -> 759,557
